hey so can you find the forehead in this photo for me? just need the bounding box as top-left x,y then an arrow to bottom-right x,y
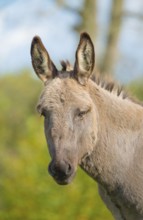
37,78 -> 91,109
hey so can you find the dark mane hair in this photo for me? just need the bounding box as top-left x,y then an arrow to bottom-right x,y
60,60 -> 73,71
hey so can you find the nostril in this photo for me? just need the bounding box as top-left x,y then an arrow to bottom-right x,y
60,161 -> 73,176
66,163 -> 72,175
48,163 -> 54,175
48,162 -> 56,176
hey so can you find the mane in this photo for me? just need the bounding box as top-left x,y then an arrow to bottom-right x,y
91,74 -> 128,99
92,73 -> 143,107
60,60 -> 73,71
60,61 -> 143,107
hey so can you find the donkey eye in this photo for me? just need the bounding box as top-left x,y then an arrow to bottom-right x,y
77,108 -> 90,119
78,111 -> 87,117
40,109 -> 47,117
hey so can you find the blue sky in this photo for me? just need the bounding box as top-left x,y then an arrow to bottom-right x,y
0,0 -> 80,72
0,0 -> 143,83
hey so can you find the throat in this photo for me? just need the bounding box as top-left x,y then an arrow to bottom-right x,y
80,153 -> 100,181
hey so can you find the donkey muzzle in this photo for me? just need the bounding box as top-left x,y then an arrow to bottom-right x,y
48,160 -> 75,185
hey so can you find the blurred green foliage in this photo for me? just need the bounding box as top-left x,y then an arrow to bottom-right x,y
1,71 -> 143,220
128,79 -> 143,102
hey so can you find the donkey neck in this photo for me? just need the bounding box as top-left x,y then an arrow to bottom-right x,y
81,79 -> 143,186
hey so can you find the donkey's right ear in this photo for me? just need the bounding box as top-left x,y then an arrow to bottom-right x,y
74,33 -> 95,86
31,36 -> 57,83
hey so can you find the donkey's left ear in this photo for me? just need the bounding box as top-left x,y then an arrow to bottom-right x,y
74,33 -> 95,85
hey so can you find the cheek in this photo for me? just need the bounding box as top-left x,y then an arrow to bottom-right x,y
44,119 -> 49,142
44,119 -> 55,158
87,114 -> 98,145
77,115 -> 97,151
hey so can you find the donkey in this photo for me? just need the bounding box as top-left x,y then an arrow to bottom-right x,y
31,32 -> 143,220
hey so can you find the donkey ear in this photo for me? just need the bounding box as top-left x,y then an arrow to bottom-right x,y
74,32 -> 95,85
31,36 -> 57,83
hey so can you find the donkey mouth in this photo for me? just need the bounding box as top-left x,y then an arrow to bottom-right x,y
52,174 -> 75,185
48,161 -> 76,185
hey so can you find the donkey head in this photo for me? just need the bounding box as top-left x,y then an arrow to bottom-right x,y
31,33 -> 98,185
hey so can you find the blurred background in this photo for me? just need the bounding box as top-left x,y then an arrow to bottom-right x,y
1,0 -> 143,219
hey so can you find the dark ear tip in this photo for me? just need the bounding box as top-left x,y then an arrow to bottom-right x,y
80,32 -> 91,41
31,36 -> 42,55
32,36 -> 41,44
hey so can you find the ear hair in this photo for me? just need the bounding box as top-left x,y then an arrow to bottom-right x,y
74,32 -> 95,85
31,36 -> 57,83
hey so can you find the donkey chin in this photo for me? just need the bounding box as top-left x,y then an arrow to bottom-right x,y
48,160 -> 76,185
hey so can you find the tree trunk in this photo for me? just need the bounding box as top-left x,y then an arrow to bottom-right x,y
74,0 -> 97,41
100,0 -> 123,75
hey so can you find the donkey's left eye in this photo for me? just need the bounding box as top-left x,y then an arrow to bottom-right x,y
77,108 -> 90,118
78,111 -> 87,117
